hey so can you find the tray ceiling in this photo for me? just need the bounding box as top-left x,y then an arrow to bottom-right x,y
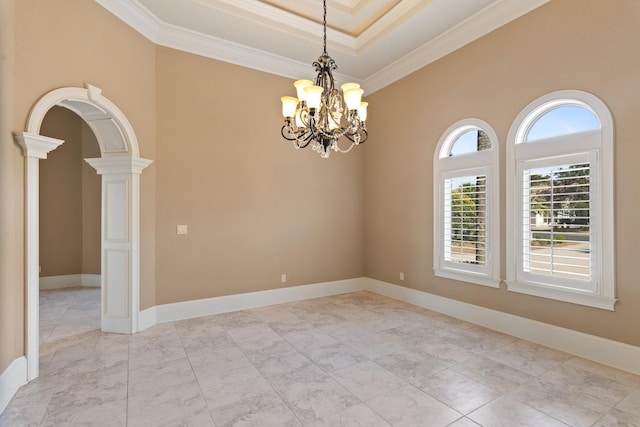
96,0 -> 549,92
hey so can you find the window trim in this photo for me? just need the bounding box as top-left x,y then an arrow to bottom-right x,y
434,118 -> 500,288
506,90 -> 616,310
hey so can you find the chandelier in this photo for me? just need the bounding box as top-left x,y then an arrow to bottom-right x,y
280,0 -> 368,158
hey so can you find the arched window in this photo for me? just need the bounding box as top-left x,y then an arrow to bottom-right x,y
434,119 -> 500,287
506,90 -> 615,310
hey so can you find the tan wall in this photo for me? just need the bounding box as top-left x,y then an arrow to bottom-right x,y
0,0 -> 23,374
1,0 -> 157,373
81,121 -> 101,275
3,0 -> 639,381
154,47 -> 365,304
40,107 -> 83,277
364,0 -> 640,346
39,107 -> 101,277
12,0 -> 157,308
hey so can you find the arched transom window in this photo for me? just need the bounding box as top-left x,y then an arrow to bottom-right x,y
506,90 -> 615,310
434,119 -> 500,288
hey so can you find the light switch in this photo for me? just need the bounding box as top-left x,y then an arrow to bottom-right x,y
177,225 -> 188,235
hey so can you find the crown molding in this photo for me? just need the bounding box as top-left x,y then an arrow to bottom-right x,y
364,0 -> 550,93
95,0 -> 161,41
202,0 -> 357,51
356,0 -> 428,51
207,0 -> 429,50
96,0 -> 358,83
155,21 -> 358,84
95,0 -> 549,93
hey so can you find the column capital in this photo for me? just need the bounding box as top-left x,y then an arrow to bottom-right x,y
13,132 -> 64,159
85,156 -> 153,175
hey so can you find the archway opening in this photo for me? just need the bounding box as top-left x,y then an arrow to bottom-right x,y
38,106 -> 102,353
14,84 -> 152,381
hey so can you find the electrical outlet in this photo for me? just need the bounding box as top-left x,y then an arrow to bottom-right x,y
281,274 -> 287,283
177,225 -> 188,235
400,272 -> 404,281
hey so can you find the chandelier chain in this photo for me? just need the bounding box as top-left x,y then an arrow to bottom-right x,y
322,0 -> 327,55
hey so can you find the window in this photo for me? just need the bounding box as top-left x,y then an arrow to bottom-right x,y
434,119 -> 500,287
506,90 -> 615,310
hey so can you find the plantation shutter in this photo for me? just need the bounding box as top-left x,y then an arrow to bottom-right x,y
444,175 -> 487,266
522,162 -> 591,281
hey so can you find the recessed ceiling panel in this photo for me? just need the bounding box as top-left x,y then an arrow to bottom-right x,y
102,0 -> 550,90
259,0 -> 406,37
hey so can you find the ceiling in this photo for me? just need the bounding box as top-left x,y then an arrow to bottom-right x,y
96,0 -> 549,93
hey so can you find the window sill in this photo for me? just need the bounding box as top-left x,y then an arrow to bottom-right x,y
506,281 -> 616,311
434,268 -> 500,288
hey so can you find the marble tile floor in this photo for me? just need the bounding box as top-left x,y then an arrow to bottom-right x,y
39,287 -> 102,351
2,289 -> 640,426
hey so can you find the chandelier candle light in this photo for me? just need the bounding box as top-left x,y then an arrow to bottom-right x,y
280,0 -> 368,158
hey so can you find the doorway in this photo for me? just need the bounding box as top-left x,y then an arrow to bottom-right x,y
15,84 -> 152,381
38,106 -> 102,355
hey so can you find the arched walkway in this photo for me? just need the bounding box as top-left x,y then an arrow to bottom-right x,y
13,84 -> 152,381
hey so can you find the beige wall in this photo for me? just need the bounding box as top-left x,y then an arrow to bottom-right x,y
3,0 -> 640,379
40,107 -> 82,276
364,0 -> 640,346
39,106 -> 100,277
154,47 -> 365,304
0,0 -> 157,374
0,0 -> 23,374
81,121 -> 101,275
12,0 -> 157,310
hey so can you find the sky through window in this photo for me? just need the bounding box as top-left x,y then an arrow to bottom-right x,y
527,105 -> 600,141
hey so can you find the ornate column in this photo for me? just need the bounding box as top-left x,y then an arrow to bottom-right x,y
13,132 -> 64,381
85,156 -> 152,334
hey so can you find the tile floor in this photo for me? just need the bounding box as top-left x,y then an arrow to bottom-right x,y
39,287 -> 102,348
1,288 -> 640,426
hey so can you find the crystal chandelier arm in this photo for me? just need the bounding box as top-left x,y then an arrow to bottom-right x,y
343,128 -> 368,145
296,130 -> 314,148
332,139 -> 355,153
281,120 -> 315,149
332,126 -> 367,153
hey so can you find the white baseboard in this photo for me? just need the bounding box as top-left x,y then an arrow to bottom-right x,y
81,274 -> 101,287
39,274 -> 101,290
138,306 -> 156,332
134,276 -> 640,375
0,357 -> 27,416
155,278 -> 367,324
365,278 -> 640,376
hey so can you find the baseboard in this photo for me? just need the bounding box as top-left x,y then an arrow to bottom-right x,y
39,274 -> 101,290
81,274 -> 101,287
364,278 -> 640,376
0,357 -> 27,416
138,306 -> 156,332
135,276 -> 640,375
155,277 -> 367,324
